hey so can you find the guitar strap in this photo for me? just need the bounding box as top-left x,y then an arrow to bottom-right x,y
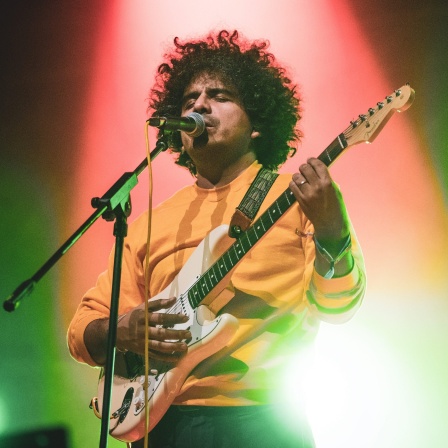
228,167 -> 278,238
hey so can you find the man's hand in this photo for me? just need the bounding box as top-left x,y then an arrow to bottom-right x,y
117,297 -> 191,362
84,297 -> 191,366
289,157 -> 350,243
289,157 -> 354,277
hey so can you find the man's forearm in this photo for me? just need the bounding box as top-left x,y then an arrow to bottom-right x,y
84,318 -> 109,366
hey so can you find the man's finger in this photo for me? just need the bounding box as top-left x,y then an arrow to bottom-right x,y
148,327 -> 191,342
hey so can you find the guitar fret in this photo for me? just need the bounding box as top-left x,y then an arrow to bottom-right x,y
260,218 -> 268,232
216,260 -> 224,278
244,230 -> 254,246
233,241 -> 246,260
231,246 -> 238,262
230,250 -> 239,265
204,271 -> 214,290
286,190 -> 295,205
211,265 -> 221,282
199,280 -> 208,296
189,284 -> 201,307
221,258 -> 229,271
225,252 -> 234,268
274,200 -> 282,214
318,133 -> 347,168
211,265 -> 220,283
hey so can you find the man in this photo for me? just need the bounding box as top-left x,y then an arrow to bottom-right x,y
68,30 -> 366,447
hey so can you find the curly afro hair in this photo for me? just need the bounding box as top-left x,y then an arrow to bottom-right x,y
149,30 -> 302,175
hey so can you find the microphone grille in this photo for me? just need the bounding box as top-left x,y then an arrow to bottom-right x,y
187,112 -> 206,137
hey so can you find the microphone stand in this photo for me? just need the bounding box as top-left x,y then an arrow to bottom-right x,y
3,134 -> 169,448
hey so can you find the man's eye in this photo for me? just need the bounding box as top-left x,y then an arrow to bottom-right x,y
183,101 -> 195,109
215,96 -> 228,102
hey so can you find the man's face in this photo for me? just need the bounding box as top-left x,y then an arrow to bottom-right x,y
180,73 -> 259,170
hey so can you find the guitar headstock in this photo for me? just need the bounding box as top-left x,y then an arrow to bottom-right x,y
344,84 -> 415,147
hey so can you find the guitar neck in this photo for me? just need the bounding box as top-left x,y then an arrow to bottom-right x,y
187,134 -> 349,308
318,134 -> 348,167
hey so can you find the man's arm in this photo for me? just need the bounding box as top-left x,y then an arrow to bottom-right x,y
290,157 -> 366,321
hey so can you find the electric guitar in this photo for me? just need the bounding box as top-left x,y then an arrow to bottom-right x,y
91,85 -> 415,442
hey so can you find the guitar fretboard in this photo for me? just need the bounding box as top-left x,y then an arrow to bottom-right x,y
187,133 -> 348,308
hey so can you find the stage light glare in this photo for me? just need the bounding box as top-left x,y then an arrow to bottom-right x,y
275,322 -> 415,447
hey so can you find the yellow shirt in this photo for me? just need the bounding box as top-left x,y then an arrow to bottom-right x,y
68,162 -> 365,405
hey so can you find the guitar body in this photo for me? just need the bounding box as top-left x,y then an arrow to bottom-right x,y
94,224 -> 239,442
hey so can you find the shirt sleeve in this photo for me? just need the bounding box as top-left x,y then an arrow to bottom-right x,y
303,218 -> 366,324
66,213 -> 148,366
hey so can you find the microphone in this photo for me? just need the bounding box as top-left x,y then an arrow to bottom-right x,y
147,112 -> 205,137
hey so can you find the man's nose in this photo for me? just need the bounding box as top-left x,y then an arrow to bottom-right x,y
193,93 -> 211,114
